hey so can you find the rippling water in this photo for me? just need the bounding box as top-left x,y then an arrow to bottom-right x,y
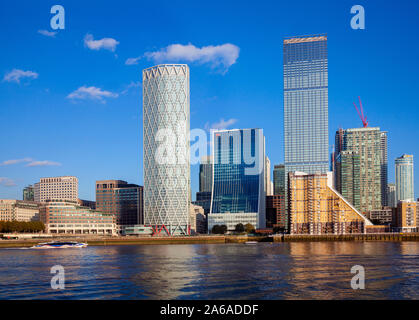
0,242 -> 418,299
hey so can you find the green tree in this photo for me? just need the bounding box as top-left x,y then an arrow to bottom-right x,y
244,223 -> 255,234
235,223 -> 245,233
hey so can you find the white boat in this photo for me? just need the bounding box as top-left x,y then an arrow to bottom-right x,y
31,241 -> 88,249
245,241 -> 258,245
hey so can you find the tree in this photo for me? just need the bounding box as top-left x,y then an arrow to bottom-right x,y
211,224 -> 228,234
244,223 -> 255,234
235,223 -> 245,233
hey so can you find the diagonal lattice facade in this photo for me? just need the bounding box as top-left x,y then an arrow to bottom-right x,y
142,64 -> 190,236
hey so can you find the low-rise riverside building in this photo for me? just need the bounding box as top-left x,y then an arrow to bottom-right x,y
0,199 -> 39,221
366,207 -> 393,225
39,200 -> 116,235
288,172 -> 373,235
394,200 -> 417,233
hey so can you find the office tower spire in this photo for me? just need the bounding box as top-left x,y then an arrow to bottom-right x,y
142,64 -> 190,236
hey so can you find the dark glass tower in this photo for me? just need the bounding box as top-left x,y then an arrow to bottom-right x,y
283,35 -> 329,176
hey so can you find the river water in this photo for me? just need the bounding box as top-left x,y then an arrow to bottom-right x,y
0,241 -> 418,299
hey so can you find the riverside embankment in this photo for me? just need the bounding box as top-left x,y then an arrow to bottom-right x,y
1,233 -> 419,248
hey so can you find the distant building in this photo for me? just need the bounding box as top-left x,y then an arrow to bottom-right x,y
199,155 -> 212,193
23,185 -> 34,201
395,154 -> 414,202
265,156 -> 273,196
365,207 -> 393,225
394,200 -> 417,233
273,164 -> 285,195
96,180 -> 143,226
193,191 -> 211,215
189,204 -> 206,234
266,195 -> 285,230
208,128 -> 266,231
77,199 -> 96,210
335,150 -> 361,212
288,172 -> 372,235
39,200 -> 116,235
380,132 -> 388,206
335,127 -> 383,212
34,176 -> 78,203
0,200 -> 39,222
387,183 -> 397,208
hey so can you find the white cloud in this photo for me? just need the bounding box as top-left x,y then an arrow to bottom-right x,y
121,81 -> 141,94
67,86 -> 118,103
38,29 -> 57,37
205,118 -> 238,131
125,57 -> 141,65
0,158 -> 33,166
25,160 -> 61,167
144,43 -> 240,73
0,177 -> 17,187
3,69 -> 38,83
84,34 -> 119,52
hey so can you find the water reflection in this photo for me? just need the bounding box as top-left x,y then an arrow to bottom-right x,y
0,242 -> 418,299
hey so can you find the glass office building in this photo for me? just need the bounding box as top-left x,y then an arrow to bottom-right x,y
142,64 -> 190,236
283,35 -> 329,177
208,128 -> 266,231
395,154 -> 414,202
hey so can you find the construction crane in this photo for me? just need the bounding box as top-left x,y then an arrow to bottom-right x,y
353,96 -> 368,128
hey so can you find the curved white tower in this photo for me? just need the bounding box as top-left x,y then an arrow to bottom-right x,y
143,64 -> 190,235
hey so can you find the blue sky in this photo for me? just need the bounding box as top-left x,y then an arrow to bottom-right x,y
0,0 -> 418,201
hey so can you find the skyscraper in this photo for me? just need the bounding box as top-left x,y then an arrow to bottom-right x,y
95,180 -> 143,226
387,183 -> 396,208
380,131 -> 388,206
283,35 -> 329,179
273,164 -> 285,195
395,154 -> 414,202
335,150 -> 361,212
143,64 -> 190,236
265,156 -> 273,196
335,127 -> 382,212
199,155 -> 212,193
208,128 -> 266,231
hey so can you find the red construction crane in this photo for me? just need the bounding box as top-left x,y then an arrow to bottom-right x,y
353,96 -> 368,128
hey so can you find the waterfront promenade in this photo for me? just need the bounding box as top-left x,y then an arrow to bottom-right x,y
1,233 -> 419,248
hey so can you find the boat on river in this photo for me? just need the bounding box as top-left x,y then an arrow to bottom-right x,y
31,241 -> 88,249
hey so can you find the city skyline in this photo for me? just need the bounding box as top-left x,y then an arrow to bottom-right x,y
1,0 -> 419,202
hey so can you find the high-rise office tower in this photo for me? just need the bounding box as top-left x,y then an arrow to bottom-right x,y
380,132 -> 388,206
395,154 -> 414,202
208,128 -> 266,231
273,164 -> 285,195
265,156 -> 273,196
96,180 -> 143,226
199,155 -> 212,193
33,176 -> 78,203
335,127 -> 382,212
335,150 -> 361,212
283,35 -> 329,179
143,64 -> 190,236
23,185 -> 34,201
387,183 -> 396,208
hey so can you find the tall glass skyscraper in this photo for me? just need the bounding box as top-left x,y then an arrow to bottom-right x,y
142,64 -> 190,236
208,128 -> 266,231
395,154 -> 414,202
283,35 -> 329,177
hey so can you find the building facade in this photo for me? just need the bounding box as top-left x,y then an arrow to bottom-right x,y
387,183 -> 397,208
34,176 -> 78,203
189,203 -> 206,234
95,180 -> 143,226
395,154 -> 414,202
265,156 -> 273,196
365,207 -> 393,225
23,185 -> 34,201
143,64 -> 190,235
199,155 -> 212,193
39,200 -> 116,235
193,191 -> 211,215
394,200 -> 417,233
266,194 -> 286,230
335,127 -> 382,213
335,150 -> 361,212
208,128 -> 266,231
380,132 -> 388,206
288,172 -> 372,235
0,200 -> 39,221
273,164 -> 285,196
283,35 -> 329,180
